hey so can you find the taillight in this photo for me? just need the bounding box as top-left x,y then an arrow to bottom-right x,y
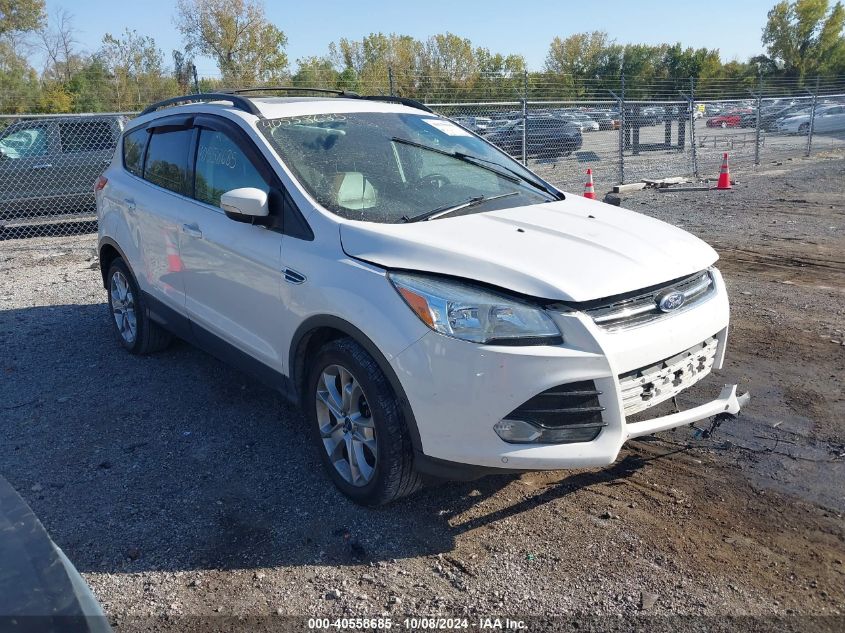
94,175 -> 108,192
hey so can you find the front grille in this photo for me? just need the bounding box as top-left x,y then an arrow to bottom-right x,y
504,380 -> 606,442
619,337 -> 719,417
584,270 -> 715,331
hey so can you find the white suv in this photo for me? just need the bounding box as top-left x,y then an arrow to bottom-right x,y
96,90 -> 748,505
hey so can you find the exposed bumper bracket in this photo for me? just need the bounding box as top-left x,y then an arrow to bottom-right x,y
625,384 -> 750,440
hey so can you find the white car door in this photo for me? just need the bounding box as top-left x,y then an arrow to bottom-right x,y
177,118 -> 285,372
126,124 -> 194,326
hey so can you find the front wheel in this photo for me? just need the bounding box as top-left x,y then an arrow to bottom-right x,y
106,258 -> 172,354
799,123 -> 809,135
720,121 -> 728,128
306,338 -> 422,506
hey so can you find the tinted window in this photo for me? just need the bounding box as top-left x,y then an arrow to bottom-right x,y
143,128 -> 191,194
122,128 -> 147,177
194,129 -> 268,207
0,125 -> 49,159
60,121 -> 114,153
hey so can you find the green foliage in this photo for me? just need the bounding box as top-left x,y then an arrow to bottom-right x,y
763,0 -> 845,79
0,0 -> 45,36
175,0 -> 288,84
0,1 -> 843,115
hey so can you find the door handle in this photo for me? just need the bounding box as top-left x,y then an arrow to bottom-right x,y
32,163 -> 52,169
123,198 -> 136,212
181,223 -> 203,238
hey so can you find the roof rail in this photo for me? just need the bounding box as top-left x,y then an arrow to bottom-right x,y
222,86 -> 433,113
353,95 -> 434,113
139,93 -> 264,117
222,86 -> 359,97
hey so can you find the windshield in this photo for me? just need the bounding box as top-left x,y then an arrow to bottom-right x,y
257,112 -> 553,223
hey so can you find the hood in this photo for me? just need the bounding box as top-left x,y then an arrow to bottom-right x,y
340,197 -> 719,302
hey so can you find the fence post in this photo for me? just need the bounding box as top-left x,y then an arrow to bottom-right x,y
689,76 -> 698,177
754,74 -> 763,166
806,76 -> 819,156
388,67 -> 395,97
521,70 -> 528,165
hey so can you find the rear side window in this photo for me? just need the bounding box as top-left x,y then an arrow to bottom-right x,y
60,121 -> 114,153
143,128 -> 192,194
0,125 -> 49,159
122,128 -> 147,177
194,129 -> 268,207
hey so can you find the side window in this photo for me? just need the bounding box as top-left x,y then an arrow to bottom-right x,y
143,128 -> 192,194
194,129 -> 269,207
0,125 -> 49,159
59,121 -> 114,153
122,128 -> 147,177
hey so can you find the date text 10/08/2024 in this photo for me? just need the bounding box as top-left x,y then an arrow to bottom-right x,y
307,618 -> 529,630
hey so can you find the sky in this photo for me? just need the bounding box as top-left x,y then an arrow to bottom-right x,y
41,0 -> 775,74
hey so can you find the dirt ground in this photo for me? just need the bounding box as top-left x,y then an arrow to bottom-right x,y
1,155 -> 843,631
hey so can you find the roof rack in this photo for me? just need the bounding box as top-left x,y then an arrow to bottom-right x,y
353,95 -> 434,113
222,86 -> 359,97
223,86 -> 433,113
139,88 -> 434,118
139,93 -> 264,117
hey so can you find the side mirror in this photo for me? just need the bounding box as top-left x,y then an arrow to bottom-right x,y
220,187 -> 270,225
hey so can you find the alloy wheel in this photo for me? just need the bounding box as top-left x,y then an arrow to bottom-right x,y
110,270 -> 137,344
315,364 -> 378,487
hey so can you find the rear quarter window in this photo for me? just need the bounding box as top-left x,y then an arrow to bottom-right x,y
60,121 -> 115,153
143,128 -> 192,194
122,128 -> 147,177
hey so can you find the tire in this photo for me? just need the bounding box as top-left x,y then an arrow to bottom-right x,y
306,337 -> 422,506
106,257 -> 172,355
720,121 -> 727,128
799,123 -> 809,135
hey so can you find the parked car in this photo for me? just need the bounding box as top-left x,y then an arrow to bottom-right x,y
0,115 -> 126,221
584,111 -> 619,130
485,116 -> 583,158
452,115 -> 493,134
629,107 -> 662,126
558,113 -> 600,132
775,104 -> 845,134
96,91 -> 747,505
706,110 -> 750,128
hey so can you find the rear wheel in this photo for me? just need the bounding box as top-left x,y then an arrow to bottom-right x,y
720,121 -> 728,128
106,258 -> 172,354
799,122 -> 809,135
306,338 -> 422,506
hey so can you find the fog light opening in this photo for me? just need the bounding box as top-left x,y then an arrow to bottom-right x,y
494,419 -> 604,444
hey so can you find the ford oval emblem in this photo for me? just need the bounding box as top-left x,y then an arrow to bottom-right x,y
656,289 -> 685,312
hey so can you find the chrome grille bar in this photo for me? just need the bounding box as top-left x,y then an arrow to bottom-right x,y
585,270 -> 715,331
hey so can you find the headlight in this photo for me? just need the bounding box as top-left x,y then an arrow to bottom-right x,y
389,272 -> 562,345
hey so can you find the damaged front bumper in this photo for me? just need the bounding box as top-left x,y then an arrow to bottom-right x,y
626,384 -> 750,440
393,268 -> 750,472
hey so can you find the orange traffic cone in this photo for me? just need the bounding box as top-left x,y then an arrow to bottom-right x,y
583,168 -> 596,199
716,153 -> 732,190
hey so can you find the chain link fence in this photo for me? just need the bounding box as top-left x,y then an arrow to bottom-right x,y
2,74 -> 845,241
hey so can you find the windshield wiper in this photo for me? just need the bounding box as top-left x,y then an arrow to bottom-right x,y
391,137 -> 563,200
457,152 -> 565,200
401,191 -> 519,223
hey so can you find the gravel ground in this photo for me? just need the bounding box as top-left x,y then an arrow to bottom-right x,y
1,155 -> 844,631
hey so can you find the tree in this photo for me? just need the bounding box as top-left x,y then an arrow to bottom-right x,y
0,0 -> 45,36
38,8 -> 83,83
762,0 -> 845,79
173,49 -> 196,92
99,29 -> 173,109
174,0 -> 288,84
